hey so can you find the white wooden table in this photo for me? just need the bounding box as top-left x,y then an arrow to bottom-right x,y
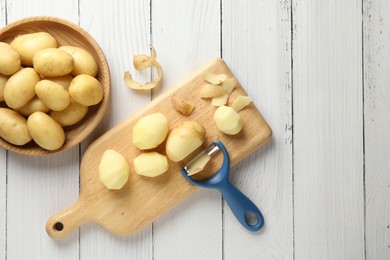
0,0 -> 389,259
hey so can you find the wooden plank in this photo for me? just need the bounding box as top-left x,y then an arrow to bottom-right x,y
5,1 -> 79,259
0,3 -> 6,259
222,0 -> 293,259
363,1 -> 390,259
78,1 -> 153,259
293,0 -> 365,259
151,1 -> 222,259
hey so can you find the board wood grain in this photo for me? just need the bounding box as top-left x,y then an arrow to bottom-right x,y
293,0 -> 365,259
363,1 -> 390,259
46,58 -> 272,240
5,2 -> 80,259
222,0 -> 293,259
151,1 -> 223,259
78,0 -> 153,259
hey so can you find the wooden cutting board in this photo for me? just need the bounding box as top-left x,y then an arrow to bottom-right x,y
46,58 -> 272,239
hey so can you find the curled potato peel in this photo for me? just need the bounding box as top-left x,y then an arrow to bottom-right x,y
124,47 -> 162,90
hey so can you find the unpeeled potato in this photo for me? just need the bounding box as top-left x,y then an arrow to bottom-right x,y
4,68 -> 41,109
10,32 -> 57,66
0,42 -> 21,75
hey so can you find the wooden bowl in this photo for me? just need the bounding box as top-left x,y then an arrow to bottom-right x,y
0,16 -> 110,156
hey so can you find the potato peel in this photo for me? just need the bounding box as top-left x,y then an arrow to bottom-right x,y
231,95 -> 252,112
199,84 -> 225,98
222,77 -> 237,94
203,72 -> 228,84
124,46 -> 162,90
211,93 -> 229,106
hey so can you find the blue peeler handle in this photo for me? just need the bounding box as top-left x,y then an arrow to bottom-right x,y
218,178 -> 264,231
181,140 -> 264,232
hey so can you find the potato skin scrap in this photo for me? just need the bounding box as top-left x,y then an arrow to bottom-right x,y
171,94 -> 195,116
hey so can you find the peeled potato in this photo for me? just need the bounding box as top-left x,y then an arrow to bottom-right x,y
99,149 -> 129,190
132,113 -> 169,150
213,106 -> 243,135
134,152 -> 169,177
166,121 -> 206,162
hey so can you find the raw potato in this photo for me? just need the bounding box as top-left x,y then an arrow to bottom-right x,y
18,96 -> 50,117
199,84 -> 225,98
35,80 -> 71,111
166,121 -> 206,162
99,149 -> 130,190
46,74 -> 73,90
0,42 -> 21,75
68,74 -> 104,106
4,68 -> 40,109
221,77 -> 237,94
33,48 -> 74,77
211,94 -> 229,106
27,112 -> 65,150
59,46 -> 98,77
0,74 -> 8,102
213,106 -> 243,135
49,101 -> 88,126
10,32 -> 57,66
134,152 -> 169,177
132,113 -> 168,150
231,95 -> 252,112
0,108 -> 31,145
203,72 -> 228,84
171,94 -> 195,116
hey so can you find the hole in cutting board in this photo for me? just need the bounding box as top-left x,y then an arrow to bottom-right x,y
245,211 -> 259,226
54,222 -> 64,231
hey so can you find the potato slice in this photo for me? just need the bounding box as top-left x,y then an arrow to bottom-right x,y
231,95 -> 252,112
99,149 -> 129,190
132,113 -> 169,150
134,152 -> 169,177
199,84 -> 225,98
203,72 -> 228,84
171,94 -> 195,115
166,121 -> 206,162
213,106 -> 243,135
211,93 -> 229,106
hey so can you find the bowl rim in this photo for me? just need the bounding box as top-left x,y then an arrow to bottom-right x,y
0,16 -> 111,156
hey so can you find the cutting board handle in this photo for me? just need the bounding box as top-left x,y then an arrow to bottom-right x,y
46,200 -> 88,240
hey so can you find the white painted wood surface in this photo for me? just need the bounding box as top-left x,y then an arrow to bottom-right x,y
0,0 -> 389,259
363,1 -> 390,259
293,0 -> 365,259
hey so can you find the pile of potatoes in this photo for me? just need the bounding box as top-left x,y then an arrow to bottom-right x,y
0,32 -> 103,150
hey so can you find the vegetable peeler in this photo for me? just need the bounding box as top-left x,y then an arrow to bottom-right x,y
181,140 -> 264,232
